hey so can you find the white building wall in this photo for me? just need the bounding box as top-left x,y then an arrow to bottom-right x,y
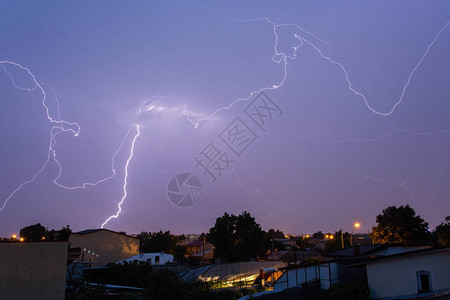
319,262 -> 339,289
367,251 -> 450,299
274,262 -> 339,290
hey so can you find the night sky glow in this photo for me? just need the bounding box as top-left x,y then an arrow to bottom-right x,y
1,1 -> 450,236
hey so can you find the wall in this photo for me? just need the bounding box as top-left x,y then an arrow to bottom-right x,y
274,262 -> 339,290
366,250 -> 450,299
69,230 -> 139,266
0,241 -> 68,300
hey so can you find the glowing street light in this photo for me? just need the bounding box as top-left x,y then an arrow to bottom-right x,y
351,222 -> 361,246
19,238 -> 24,242
12,234 -> 17,239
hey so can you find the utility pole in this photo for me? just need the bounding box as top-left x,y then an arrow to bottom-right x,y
202,235 -> 205,258
271,239 -> 274,261
340,229 -> 344,249
294,246 -> 298,286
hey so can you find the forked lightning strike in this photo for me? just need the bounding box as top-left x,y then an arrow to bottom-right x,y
101,124 -> 141,228
1,16 -> 449,226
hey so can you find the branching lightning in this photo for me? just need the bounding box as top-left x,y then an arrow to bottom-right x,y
0,61 -> 135,211
1,14 -> 449,228
183,18 -> 450,127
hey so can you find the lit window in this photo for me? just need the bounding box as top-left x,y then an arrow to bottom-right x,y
417,270 -> 432,293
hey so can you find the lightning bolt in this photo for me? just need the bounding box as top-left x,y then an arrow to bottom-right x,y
0,60 -> 79,211
183,18 -> 450,128
101,124 -> 140,228
0,61 -> 135,211
294,20 -> 450,116
2,15 -> 448,226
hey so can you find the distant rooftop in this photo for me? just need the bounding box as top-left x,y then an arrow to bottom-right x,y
74,229 -> 102,235
72,229 -> 138,239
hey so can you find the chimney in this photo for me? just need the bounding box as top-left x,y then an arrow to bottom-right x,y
354,244 -> 361,256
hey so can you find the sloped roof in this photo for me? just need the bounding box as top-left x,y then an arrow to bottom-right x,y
179,264 -> 214,282
74,229 -> 101,235
186,240 -> 206,247
179,261 -> 285,282
73,229 -> 138,239
328,245 -> 384,257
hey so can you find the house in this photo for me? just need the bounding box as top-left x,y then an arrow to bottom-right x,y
116,252 -> 174,265
0,241 -> 68,299
305,237 -> 328,250
273,238 -> 297,248
274,244 -> 436,293
185,239 -> 214,256
273,258 -> 367,291
362,247 -> 450,299
69,229 -> 140,267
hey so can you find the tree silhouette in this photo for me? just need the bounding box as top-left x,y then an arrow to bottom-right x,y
434,216 -> 450,246
370,205 -> 429,244
207,211 -> 265,262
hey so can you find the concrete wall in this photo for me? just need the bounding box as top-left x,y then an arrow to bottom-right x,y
69,230 -> 139,267
366,250 -> 450,299
0,241 -> 68,300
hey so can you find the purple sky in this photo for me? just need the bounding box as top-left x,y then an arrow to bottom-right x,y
1,1 -> 450,237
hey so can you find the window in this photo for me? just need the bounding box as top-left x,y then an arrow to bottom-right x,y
155,255 -> 160,264
417,270 -> 432,293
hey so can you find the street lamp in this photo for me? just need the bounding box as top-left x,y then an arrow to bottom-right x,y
350,222 -> 360,247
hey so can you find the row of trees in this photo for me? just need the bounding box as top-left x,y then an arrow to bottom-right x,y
15,204 -> 450,263
19,223 -> 71,241
207,206 -> 450,262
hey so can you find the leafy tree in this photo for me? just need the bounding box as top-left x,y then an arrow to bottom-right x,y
434,216 -> 450,246
137,230 -> 182,255
325,231 -> 352,253
20,223 -> 47,241
46,225 -> 72,241
207,211 -> 265,262
370,205 -> 429,244
267,229 -> 285,239
20,223 -> 72,241
207,212 -> 237,261
313,231 -> 325,239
